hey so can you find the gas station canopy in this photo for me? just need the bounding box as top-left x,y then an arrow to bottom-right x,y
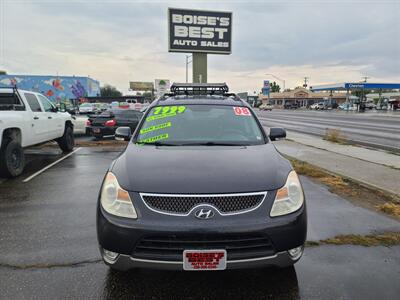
310,82 -> 400,91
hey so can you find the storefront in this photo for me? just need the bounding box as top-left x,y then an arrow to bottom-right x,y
259,87 -> 347,108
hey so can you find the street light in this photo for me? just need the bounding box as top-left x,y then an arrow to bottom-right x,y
186,55 -> 192,83
265,73 -> 286,91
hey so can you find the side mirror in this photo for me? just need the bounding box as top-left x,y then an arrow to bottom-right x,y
269,127 -> 286,141
115,126 -> 131,141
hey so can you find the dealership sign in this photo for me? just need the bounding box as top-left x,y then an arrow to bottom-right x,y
155,79 -> 171,97
129,82 -> 154,91
168,8 -> 232,54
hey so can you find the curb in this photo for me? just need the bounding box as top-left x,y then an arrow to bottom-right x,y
285,154 -> 400,200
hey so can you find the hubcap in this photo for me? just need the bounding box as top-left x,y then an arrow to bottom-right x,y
10,149 -> 21,169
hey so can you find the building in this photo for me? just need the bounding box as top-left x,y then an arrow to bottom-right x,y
0,74 -> 100,103
310,82 -> 400,110
259,87 -> 347,108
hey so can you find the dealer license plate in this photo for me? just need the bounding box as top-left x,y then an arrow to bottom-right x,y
183,250 -> 227,271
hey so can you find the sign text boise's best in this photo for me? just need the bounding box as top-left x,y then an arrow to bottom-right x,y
168,8 -> 232,54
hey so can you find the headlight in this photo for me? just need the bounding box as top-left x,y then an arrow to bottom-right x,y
100,172 -> 137,219
270,171 -> 304,217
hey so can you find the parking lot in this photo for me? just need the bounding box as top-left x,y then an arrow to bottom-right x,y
1,142 -> 399,299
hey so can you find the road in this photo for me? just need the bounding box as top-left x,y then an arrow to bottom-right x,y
0,145 -> 399,299
256,109 -> 400,152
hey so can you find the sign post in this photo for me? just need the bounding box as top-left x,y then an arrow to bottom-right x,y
192,53 -> 207,83
168,8 -> 232,83
262,80 -> 270,103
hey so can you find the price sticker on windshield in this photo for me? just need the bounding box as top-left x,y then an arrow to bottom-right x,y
233,107 -> 251,116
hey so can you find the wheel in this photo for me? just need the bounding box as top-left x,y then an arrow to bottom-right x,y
0,140 -> 25,178
57,126 -> 75,152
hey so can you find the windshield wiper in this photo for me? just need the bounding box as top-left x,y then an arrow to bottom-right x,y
136,141 -> 180,146
137,141 -> 249,146
179,142 -> 245,146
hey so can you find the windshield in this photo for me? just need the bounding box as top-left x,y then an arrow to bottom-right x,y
135,105 -> 265,146
80,103 -> 91,107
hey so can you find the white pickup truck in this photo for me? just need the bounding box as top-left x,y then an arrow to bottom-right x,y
0,87 -> 74,177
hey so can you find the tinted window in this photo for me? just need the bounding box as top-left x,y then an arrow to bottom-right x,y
37,95 -> 54,112
24,93 -> 42,112
0,93 -> 21,105
136,105 -> 264,145
107,110 -> 141,119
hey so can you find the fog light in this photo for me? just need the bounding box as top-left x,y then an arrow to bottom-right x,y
288,246 -> 303,260
103,249 -> 119,263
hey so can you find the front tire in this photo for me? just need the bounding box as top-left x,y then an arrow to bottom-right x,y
0,140 -> 25,178
57,126 -> 74,152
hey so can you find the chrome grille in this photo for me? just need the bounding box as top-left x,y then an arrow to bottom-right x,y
140,192 -> 266,215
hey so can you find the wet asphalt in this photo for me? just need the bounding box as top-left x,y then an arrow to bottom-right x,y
0,145 -> 399,299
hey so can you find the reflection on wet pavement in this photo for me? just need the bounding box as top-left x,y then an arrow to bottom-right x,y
103,267 -> 299,299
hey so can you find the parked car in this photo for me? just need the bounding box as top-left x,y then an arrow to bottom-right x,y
338,103 -> 357,111
79,103 -> 98,114
259,104 -> 273,111
365,100 -> 376,110
97,103 -> 110,112
389,99 -> 400,110
71,115 -> 90,135
311,102 -> 325,110
0,87 -> 74,177
87,109 -> 143,139
284,102 -> 299,109
96,83 -> 307,272
126,99 -> 144,111
118,102 -> 130,109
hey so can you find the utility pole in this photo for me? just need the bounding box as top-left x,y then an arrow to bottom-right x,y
303,77 -> 309,88
185,55 -> 192,83
359,77 -> 369,112
192,53 -> 207,83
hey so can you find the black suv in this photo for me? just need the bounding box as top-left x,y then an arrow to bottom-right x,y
97,83 -> 307,271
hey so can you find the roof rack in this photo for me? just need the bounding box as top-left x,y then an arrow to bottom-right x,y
169,83 -> 229,95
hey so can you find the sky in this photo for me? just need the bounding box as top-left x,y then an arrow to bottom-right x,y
0,0 -> 399,94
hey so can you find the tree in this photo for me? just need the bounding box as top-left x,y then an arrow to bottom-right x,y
0,70 -> 7,75
269,81 -> 281,93
100,84 -> 122,97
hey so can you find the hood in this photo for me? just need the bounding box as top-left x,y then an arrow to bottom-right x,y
112,143 -> 292,194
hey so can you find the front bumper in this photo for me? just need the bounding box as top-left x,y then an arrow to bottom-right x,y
89,126 -> 116,137
100,247 -> 302,271
97,191 -> 307,271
